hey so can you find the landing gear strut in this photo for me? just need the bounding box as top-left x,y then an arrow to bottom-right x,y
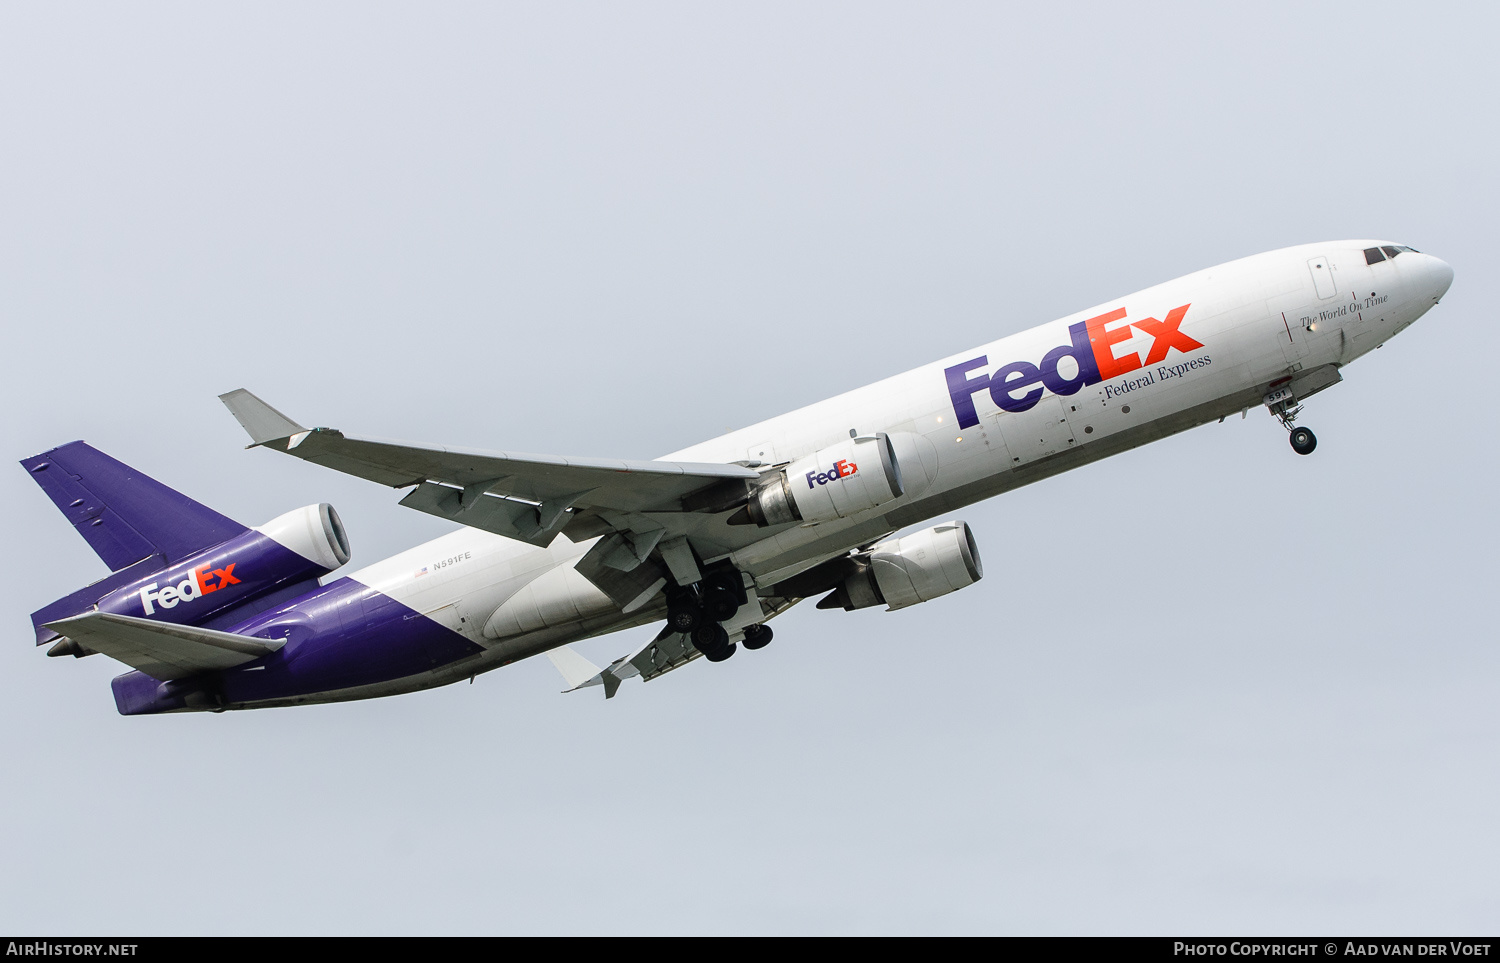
700,571 -> 745,622
1267,387 -> 1317,456
742,624 -> 773,650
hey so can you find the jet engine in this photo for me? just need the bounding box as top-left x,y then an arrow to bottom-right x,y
90,503 -> 351,628
737,433 -> 904,527
817,520 -> 983,611
256,503 -> 352,572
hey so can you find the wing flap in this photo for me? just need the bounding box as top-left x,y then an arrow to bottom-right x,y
552,626 -> 700,699
566,593 -> 801,698
44,612 -> 282,681
625,629 -> 702,683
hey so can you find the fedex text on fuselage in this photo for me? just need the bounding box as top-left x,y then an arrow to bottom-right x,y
944,303 -> 1202,427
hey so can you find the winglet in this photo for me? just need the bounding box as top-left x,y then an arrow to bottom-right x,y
546,646 -> 604,692
218,389 -> 305,446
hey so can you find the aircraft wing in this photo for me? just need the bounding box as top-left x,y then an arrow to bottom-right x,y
44,612 -> 283,681
219,389 -> 761,554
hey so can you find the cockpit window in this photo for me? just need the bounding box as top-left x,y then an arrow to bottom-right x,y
1366,244 -> 1420,265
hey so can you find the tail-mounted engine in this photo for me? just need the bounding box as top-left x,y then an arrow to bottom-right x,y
90,504 -> 350,629
256,503 -> 352,572
808,521 -> 983,611
732,433 -> 904,528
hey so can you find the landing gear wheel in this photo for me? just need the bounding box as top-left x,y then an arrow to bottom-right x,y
1289,426 -> 1317,455
690,621 -> 717,649
703,642 -> 737,663
702,586 -> 740,622
691,623 -> 735,662
742,625 -> 773,651
666,599 -> 703,633
699,571 -> 747,622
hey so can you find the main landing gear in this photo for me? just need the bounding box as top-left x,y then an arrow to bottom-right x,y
1267,386 -> 1318,456
691,622 -> 736,662
666,569 -> 773,664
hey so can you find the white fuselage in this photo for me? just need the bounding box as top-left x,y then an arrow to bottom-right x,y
326,240 -> 1451,699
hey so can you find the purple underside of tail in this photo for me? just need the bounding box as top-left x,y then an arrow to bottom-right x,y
31,555 -> 166,645
22,441 -> 247,572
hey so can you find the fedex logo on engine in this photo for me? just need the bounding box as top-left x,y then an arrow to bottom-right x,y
944,304 -> 1201,429
139,563 -> 241,615
807,459 -> 858,488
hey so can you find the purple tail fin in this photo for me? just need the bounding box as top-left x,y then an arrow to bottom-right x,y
21,442 -> 247,572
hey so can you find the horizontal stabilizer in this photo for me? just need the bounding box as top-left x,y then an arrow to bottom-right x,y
44,612 -> 283,681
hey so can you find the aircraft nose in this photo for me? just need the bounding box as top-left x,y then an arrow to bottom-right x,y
1423,253 -> 1454,302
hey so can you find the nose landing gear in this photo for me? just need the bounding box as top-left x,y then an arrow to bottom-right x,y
1266,383 -> 1318,456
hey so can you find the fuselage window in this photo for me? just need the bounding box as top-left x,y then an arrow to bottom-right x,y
1365,247 -> 1386,265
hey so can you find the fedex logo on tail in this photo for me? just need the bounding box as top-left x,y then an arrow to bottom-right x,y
807,459 -> 858,488
139,563 -> 241,615
944,304 -> 1201,428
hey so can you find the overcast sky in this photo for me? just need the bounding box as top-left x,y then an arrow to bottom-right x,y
2,2 -> 1496,935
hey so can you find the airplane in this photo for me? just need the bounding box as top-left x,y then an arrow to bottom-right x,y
24,240 -> 1453,714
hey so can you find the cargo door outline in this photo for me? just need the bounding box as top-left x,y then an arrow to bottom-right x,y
1308,255 -> 1337,299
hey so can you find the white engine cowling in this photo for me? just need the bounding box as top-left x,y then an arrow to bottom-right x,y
820,520 -> 983,611
745,433 -> 904,527
255,503 -> 352,572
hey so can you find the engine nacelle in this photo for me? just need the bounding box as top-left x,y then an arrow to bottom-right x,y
256,503 -> 352,572
93,504 -> 351,628
743,433 -> 904,527
819,521 -> 983,611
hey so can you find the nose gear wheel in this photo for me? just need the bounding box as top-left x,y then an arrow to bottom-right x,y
1289,426 -> 1317,455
